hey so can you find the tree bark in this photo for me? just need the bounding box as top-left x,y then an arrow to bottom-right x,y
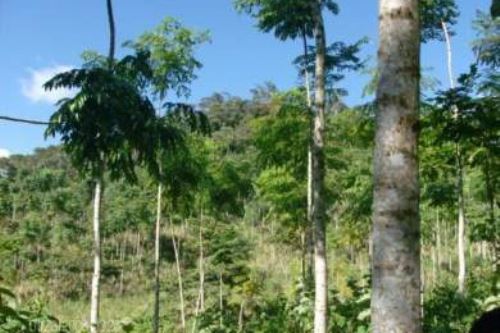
238,300 -> 245,332
119,242 -> 125,295
441,21 -> 455,89
436,209 -> 442,275
456,146 -> 466,293
198,211 -> 205,312
442,20 -> 467,293
312,2 -> 328,332
302,30 -> 313,108
106,0 -> 115,66
153,184 -> 162,333
90,179 -> 102,333
302,29 -> 315,283
372,0 -> 421,331
171,225 -> 186,330
219,272 -> 224,329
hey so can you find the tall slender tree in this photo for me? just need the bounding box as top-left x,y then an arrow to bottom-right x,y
234,1 -> 339,285
233,2 -> 344,330
90,1 -> 115,331
126,18 -> 209,333
310,2 -> 327,332
372,0 -> 421,332
44,2 -> 159,332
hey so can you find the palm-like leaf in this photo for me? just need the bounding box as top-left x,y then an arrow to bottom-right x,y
44,54 -> 157,182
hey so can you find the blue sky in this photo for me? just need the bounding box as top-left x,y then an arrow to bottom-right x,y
0,0 -> 490,155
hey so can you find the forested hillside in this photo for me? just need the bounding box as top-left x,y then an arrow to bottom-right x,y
0,0 -> 499,332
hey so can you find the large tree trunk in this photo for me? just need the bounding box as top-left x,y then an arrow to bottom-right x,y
372,0 -> 421,331
312,1 -> 328,332
153,184 -> 162,333
90,179 -> 102,333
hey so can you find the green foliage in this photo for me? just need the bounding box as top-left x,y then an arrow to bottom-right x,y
207,223 -> 252,288
423,271 -> 499,333
0,287 -> 69,333
125,17 -> 210,99
420,0 -> 459,42
330,277 -> 371,333
44,52 -> 158,181
293,39 -> 367,96
492,0 -> 500,17
256,167 -> 306,228
252,91 -> 309,178
473,12 -> 500,69
234,0 -> 339,41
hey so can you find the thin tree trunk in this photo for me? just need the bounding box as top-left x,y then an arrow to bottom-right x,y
457,149 -> 466,293
90,179 -> 102,333
442,20 -> 467,294
89,2 -> 115,329
431,242 -> 437,287
11,196 -> 16,223
441,21 -> 455,89
153,184 -> 162,333
303,29 -> 315,283
484,155 -> 499,275
106,0 -> 115,66
302,30 -> 312,107
436,210 -> 442,276
238,300 -> 245,332
312,2 -> 328,332
191,210 -> 204,333
300,229 -> 306,280
171,225 -> 186,330
198,210 -> 205,312
119,242 -> 125,295
219,272 -> 224,329
372,0 -> 421,331
445,220 -> 455,273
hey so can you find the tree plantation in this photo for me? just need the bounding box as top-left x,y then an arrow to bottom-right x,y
0,0 -> 499,332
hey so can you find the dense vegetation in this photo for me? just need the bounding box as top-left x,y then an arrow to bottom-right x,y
0,0 -> 498,332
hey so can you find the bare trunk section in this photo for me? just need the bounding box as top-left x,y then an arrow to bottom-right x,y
119,243 -> 125,295
441,21 -> 455,89
198,211 -> 205,312
372,0 -> 421,332
89,2 -> 115,331
312,2 -> 328,332
191,212 -> 205,333
106,0 -> 115,66
456,147 -> 466,293
442,21 -> 467,293
219,272 -> 224,329
238,300 -> 245,332
302,30 -> 315,283
436,210 -> 442,275
90,179 -> 102,333
484,156 -> 499,275
153,184 -> 162,333
171,224 -> 186,330
302,30 -> 313,107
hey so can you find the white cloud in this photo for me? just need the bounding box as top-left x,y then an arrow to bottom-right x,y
21,65 -> 76,104
0,149 -> 11,158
